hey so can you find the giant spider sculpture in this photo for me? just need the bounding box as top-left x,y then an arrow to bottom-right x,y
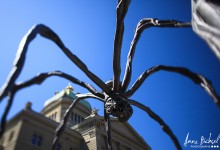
0,1 -> 220,150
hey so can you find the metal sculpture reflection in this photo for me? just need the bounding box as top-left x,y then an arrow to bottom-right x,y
0,1 -> 220,150
192,0 -> 220,60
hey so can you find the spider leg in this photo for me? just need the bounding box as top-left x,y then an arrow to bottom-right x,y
0,24 -> 111,103
125,65 -> 220,107
104,108 -> 112,150
15,71 -> 104,98
113,0 -> 130,92
0,92 -> 14,138
121,19 -> 191,93
0,71 -> 105,139
128,99 -> 182,150
52,93 -> 104,150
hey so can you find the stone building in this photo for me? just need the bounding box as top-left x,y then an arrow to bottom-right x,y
0,85 -> 150,150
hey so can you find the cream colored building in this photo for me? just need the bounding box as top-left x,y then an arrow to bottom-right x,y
0,85 -> 151,150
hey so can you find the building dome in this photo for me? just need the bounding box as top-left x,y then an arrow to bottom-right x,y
44,84 -> 92,110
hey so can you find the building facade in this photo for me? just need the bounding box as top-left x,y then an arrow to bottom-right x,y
0,85 -> 150,150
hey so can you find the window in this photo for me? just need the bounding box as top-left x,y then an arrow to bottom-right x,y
71,112 -> 74,121
55,143 -> 61,150
32,134 -> 37,145
8,131 -> 14,142
49,114 -> 53,119
54,112 -> 57,120
78,115 -> 81,123
74,113 -> 84,123
31,134 -> 43,147
37,136 -> 42,146
116,142 -> 121,150
75,113 -> 78,122
49,112 -> 57,120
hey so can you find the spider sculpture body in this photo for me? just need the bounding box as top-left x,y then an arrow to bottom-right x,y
0,1 -> 220,150
104,80 -> 133,122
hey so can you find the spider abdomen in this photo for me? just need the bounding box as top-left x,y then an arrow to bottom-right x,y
104,97 -> 133,122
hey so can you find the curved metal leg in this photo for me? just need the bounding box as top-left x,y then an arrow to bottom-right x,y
128,99 -> 182,150
125,65 -> 220,107
0,70 -> 105,140
0,24 -> 111,103
113,0 -> 130,92
15,71 -> 104,98
0,92 -> 14,138
121,19 -> 191,93
104,110 -> 112,150
52,93 -> 104,150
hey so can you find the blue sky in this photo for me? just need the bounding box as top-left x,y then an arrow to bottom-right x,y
0,1 -> 220,150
